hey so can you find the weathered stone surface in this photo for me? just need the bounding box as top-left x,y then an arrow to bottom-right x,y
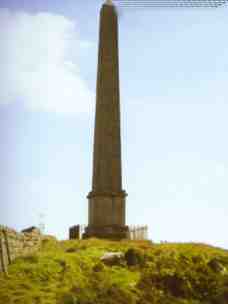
21,226 -> 41,234
84,2 -> 129,240
100,251 -> 124,266
88,194 -> 126,227
83,224 -> 129,240
92,2 -> 122,194
0,226 -> 45,273
69,225 -> 80,240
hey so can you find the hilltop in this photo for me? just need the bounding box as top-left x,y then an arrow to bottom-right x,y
1,238 -> 228,304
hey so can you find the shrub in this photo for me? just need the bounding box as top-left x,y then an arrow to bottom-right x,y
125,248 -> 146,267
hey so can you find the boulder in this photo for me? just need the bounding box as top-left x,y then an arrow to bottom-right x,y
208,258 -> 224,273
21,227 -> 41,234
125,248 -> 145,266
100,252 -> 124,266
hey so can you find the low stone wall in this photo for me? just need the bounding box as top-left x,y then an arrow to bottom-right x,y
0,226 -> 43,273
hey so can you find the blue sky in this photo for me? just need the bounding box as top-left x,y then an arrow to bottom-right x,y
0,0 -> 228,249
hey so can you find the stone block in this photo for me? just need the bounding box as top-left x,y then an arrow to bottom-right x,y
69,225 -> 80,240
83,224 -> 130,240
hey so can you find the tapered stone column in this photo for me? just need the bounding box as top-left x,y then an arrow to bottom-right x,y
83,0 -> 129,239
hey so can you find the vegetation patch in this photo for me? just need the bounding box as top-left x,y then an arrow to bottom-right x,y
0,239 -> 228,304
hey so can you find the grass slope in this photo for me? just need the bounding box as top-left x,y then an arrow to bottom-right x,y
1,238 -> 228,304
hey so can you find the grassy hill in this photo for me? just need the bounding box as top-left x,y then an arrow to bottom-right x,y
1,238 -> 228,304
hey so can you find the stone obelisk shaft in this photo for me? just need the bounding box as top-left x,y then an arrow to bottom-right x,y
84,2 -> 128,239
93,3 -> 122,193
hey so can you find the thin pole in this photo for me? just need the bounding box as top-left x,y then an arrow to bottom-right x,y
3,229 -> 11,265
0,234 -> 8,275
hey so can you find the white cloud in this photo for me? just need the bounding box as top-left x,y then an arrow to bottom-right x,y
0,8 -> 94,114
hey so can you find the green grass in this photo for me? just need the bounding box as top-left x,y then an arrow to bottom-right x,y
1,238 -> 228,304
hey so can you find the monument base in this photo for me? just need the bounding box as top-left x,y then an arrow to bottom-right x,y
82,225 -> 130,240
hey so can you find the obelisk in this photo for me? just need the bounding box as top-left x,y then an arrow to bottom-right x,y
83,0 -> 129,239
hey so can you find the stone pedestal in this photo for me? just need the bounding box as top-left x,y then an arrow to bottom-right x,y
83,225 -> 129,240
83,190 -> 129,240
88,190 -> 126,226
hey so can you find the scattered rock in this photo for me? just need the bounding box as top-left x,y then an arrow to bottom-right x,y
65,247 -> 80,253
208,258 -> 224,273
21,226 -> 41,234
100,252 -> 124,266
125,248 -> 144,266
164,274 -> 187,298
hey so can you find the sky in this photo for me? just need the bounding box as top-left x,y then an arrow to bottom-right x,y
0,0 -> 228,249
